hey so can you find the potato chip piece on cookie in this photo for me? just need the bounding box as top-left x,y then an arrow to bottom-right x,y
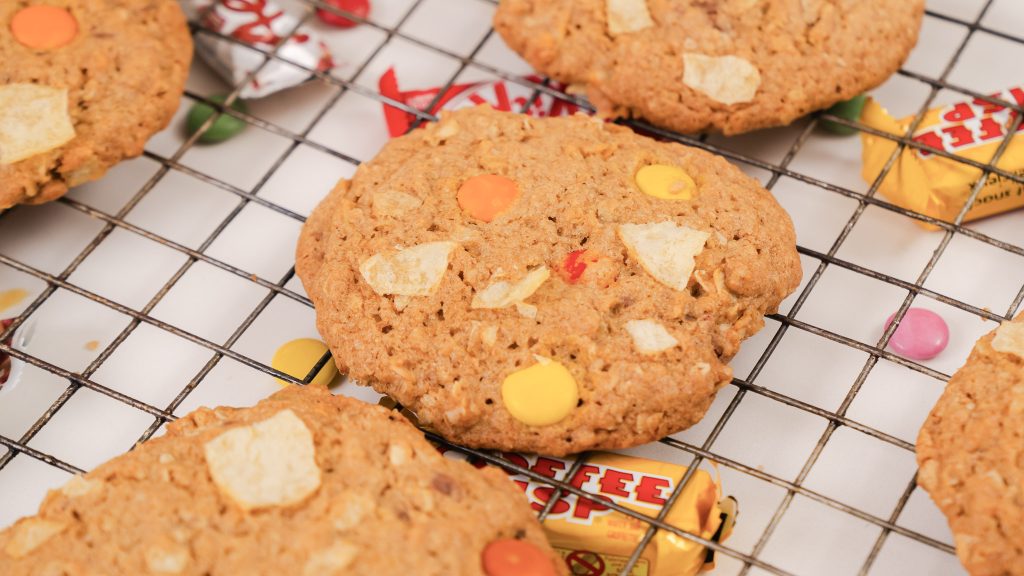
203,409 -> 321,510
991,320 -> 1024,358
359,241 -> 457,297
618,221 -> 710,291
0,84 -> 75,166
625,319 -> 679,354
3,519 -> 66,559
472,266 -> 551,309
682,54 -> 761,106
606,0 -> 654,35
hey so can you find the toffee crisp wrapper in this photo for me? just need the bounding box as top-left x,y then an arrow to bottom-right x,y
860,88 -> 1024,227
443,448 -> 737,576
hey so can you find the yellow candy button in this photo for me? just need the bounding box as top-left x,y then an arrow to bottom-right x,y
501,356 -> 578,426
271,338 -> 339,387
635,164 -> 697,200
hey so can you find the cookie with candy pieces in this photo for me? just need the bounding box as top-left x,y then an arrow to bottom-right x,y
917,314 -> 1024,576
0,385 -> 565,575
0,1 -> 191,209
493,0 -> 924,134
297,105 -> 801,456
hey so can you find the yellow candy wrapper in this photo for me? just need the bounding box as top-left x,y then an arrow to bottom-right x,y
442,448 -> 737,576
860,87 -> 1024,227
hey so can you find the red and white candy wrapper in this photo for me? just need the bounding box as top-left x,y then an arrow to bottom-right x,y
378,68 -> 587,137
0,319 -> 32,396
184,0 -> 334,99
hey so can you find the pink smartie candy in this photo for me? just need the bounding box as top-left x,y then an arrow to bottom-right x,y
885,308 -> 949,360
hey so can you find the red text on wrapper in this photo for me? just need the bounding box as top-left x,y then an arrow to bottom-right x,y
441,448 -> 674,524
378,68 -> 584,137
198,0 -> 334,82
913,86 -> 1024,157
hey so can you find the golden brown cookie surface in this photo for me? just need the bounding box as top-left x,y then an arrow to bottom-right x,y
297,106 -> 801,456
0,386 -> 563,575
493,0 -> 924,135
0,0 -> 192,209
917,315 -> 1024,576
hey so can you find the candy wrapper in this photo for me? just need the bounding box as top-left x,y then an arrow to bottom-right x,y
442,447 -> 737,576
0,319 -> 32,395
378,68 -> 585,137
183,0 -> 334,99
860,87 -> 1024,227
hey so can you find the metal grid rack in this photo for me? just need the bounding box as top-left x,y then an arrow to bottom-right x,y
0,1 -> 1021,574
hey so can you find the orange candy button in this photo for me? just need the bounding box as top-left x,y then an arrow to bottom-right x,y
482,539 -> 557,576
457,174 -> 518,222
11,5 -> 78,50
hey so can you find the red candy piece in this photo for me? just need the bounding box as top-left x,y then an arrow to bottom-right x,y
559,250 -> 617,287
316,0 -> 370,28
563,250 -> 588,283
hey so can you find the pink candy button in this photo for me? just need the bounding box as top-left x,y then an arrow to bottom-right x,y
885,308 -> 949,360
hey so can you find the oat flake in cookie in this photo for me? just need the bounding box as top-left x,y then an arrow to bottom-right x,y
917,315 -> 1024,576
0,386 -> 564,575
493,0 -> 924,135
0,1 -> 192,210
297,106 -> 801,456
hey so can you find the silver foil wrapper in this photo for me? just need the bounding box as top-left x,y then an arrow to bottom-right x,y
183,0 -> 334,99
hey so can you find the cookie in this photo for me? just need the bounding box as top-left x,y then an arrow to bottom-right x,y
0,1 -> 192,210
296,106 -> 801,456
917,315 -> 1024,576
0,386 -> 565,575
493,0 -> 924,135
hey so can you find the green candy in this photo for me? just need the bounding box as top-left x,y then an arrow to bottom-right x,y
186,95 -> 248,143
820,94 -> 867,136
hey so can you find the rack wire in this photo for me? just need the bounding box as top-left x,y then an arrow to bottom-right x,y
1,1 -> 1021,574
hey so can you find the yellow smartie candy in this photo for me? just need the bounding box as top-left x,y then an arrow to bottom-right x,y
271,338 -> 338,387
635,164 -> 697,200
501,357 -> 578,426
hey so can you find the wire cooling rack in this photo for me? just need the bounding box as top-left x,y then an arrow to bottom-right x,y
1,1 -> 1022,574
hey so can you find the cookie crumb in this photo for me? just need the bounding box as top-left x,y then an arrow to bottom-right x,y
303,541 -> 357,576
372,190 -> 423,218
60,476 -> 102,498
144,546 -> 190,574
388,442 -> 411,466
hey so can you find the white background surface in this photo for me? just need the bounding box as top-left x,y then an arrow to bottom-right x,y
1,1 -> 1021,575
